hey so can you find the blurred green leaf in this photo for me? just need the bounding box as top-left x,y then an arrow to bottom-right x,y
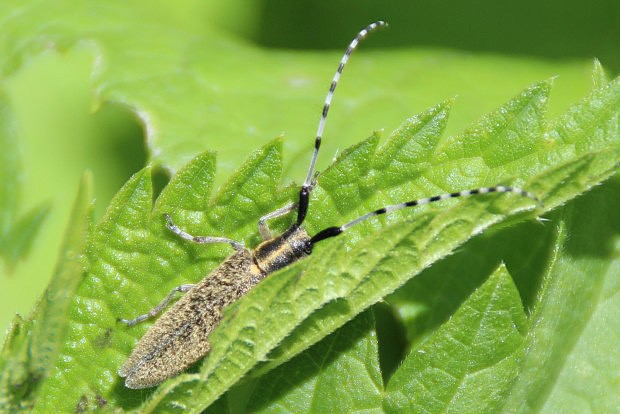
0,173 -> 93,412
0,315 -> 34,412
0,92 -> 50,273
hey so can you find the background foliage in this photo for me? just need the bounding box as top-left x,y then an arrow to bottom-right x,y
0,1 -> 618,413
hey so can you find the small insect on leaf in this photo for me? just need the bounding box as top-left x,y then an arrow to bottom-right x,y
118,21 -> 540,389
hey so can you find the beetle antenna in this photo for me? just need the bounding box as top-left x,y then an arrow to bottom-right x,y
310,186 -> 541,243
296,21 -> 388,225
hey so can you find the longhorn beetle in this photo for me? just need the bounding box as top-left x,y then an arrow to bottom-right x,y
118,21 -> 539,389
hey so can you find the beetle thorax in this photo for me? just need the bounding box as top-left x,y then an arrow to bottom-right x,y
252,226 -> 312,274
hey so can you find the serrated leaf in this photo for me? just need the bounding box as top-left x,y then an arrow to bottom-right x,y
136,74 -> 618,412
27,75 -> 600,412
501,176 -> 620,414
0,3 -> 617,412
386,217 -> 557,347
0,0 -> 604,338
243,311 -> 383,413
208,265 -> 527,414
4,53 -> 619,414
384,265 -> 526,413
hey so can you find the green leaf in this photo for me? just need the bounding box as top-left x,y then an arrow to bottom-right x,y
241,311 -> 383,413
211,175 -> 620,413
0,0 -> 603,336
0,172 -> 94,412
17,66 -> 617,413
204,265 -> 529,414
0,315 -> 34,412
1,3 -> 619,411
384,265 -> 527,413
0,91 -> 50,273
28,173 -> 94,376
501,176 -> 620,414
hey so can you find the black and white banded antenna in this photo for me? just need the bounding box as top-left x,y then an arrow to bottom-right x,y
294,20 -> 540,242
311,186 -> 540,243
296,21 -> 389,225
